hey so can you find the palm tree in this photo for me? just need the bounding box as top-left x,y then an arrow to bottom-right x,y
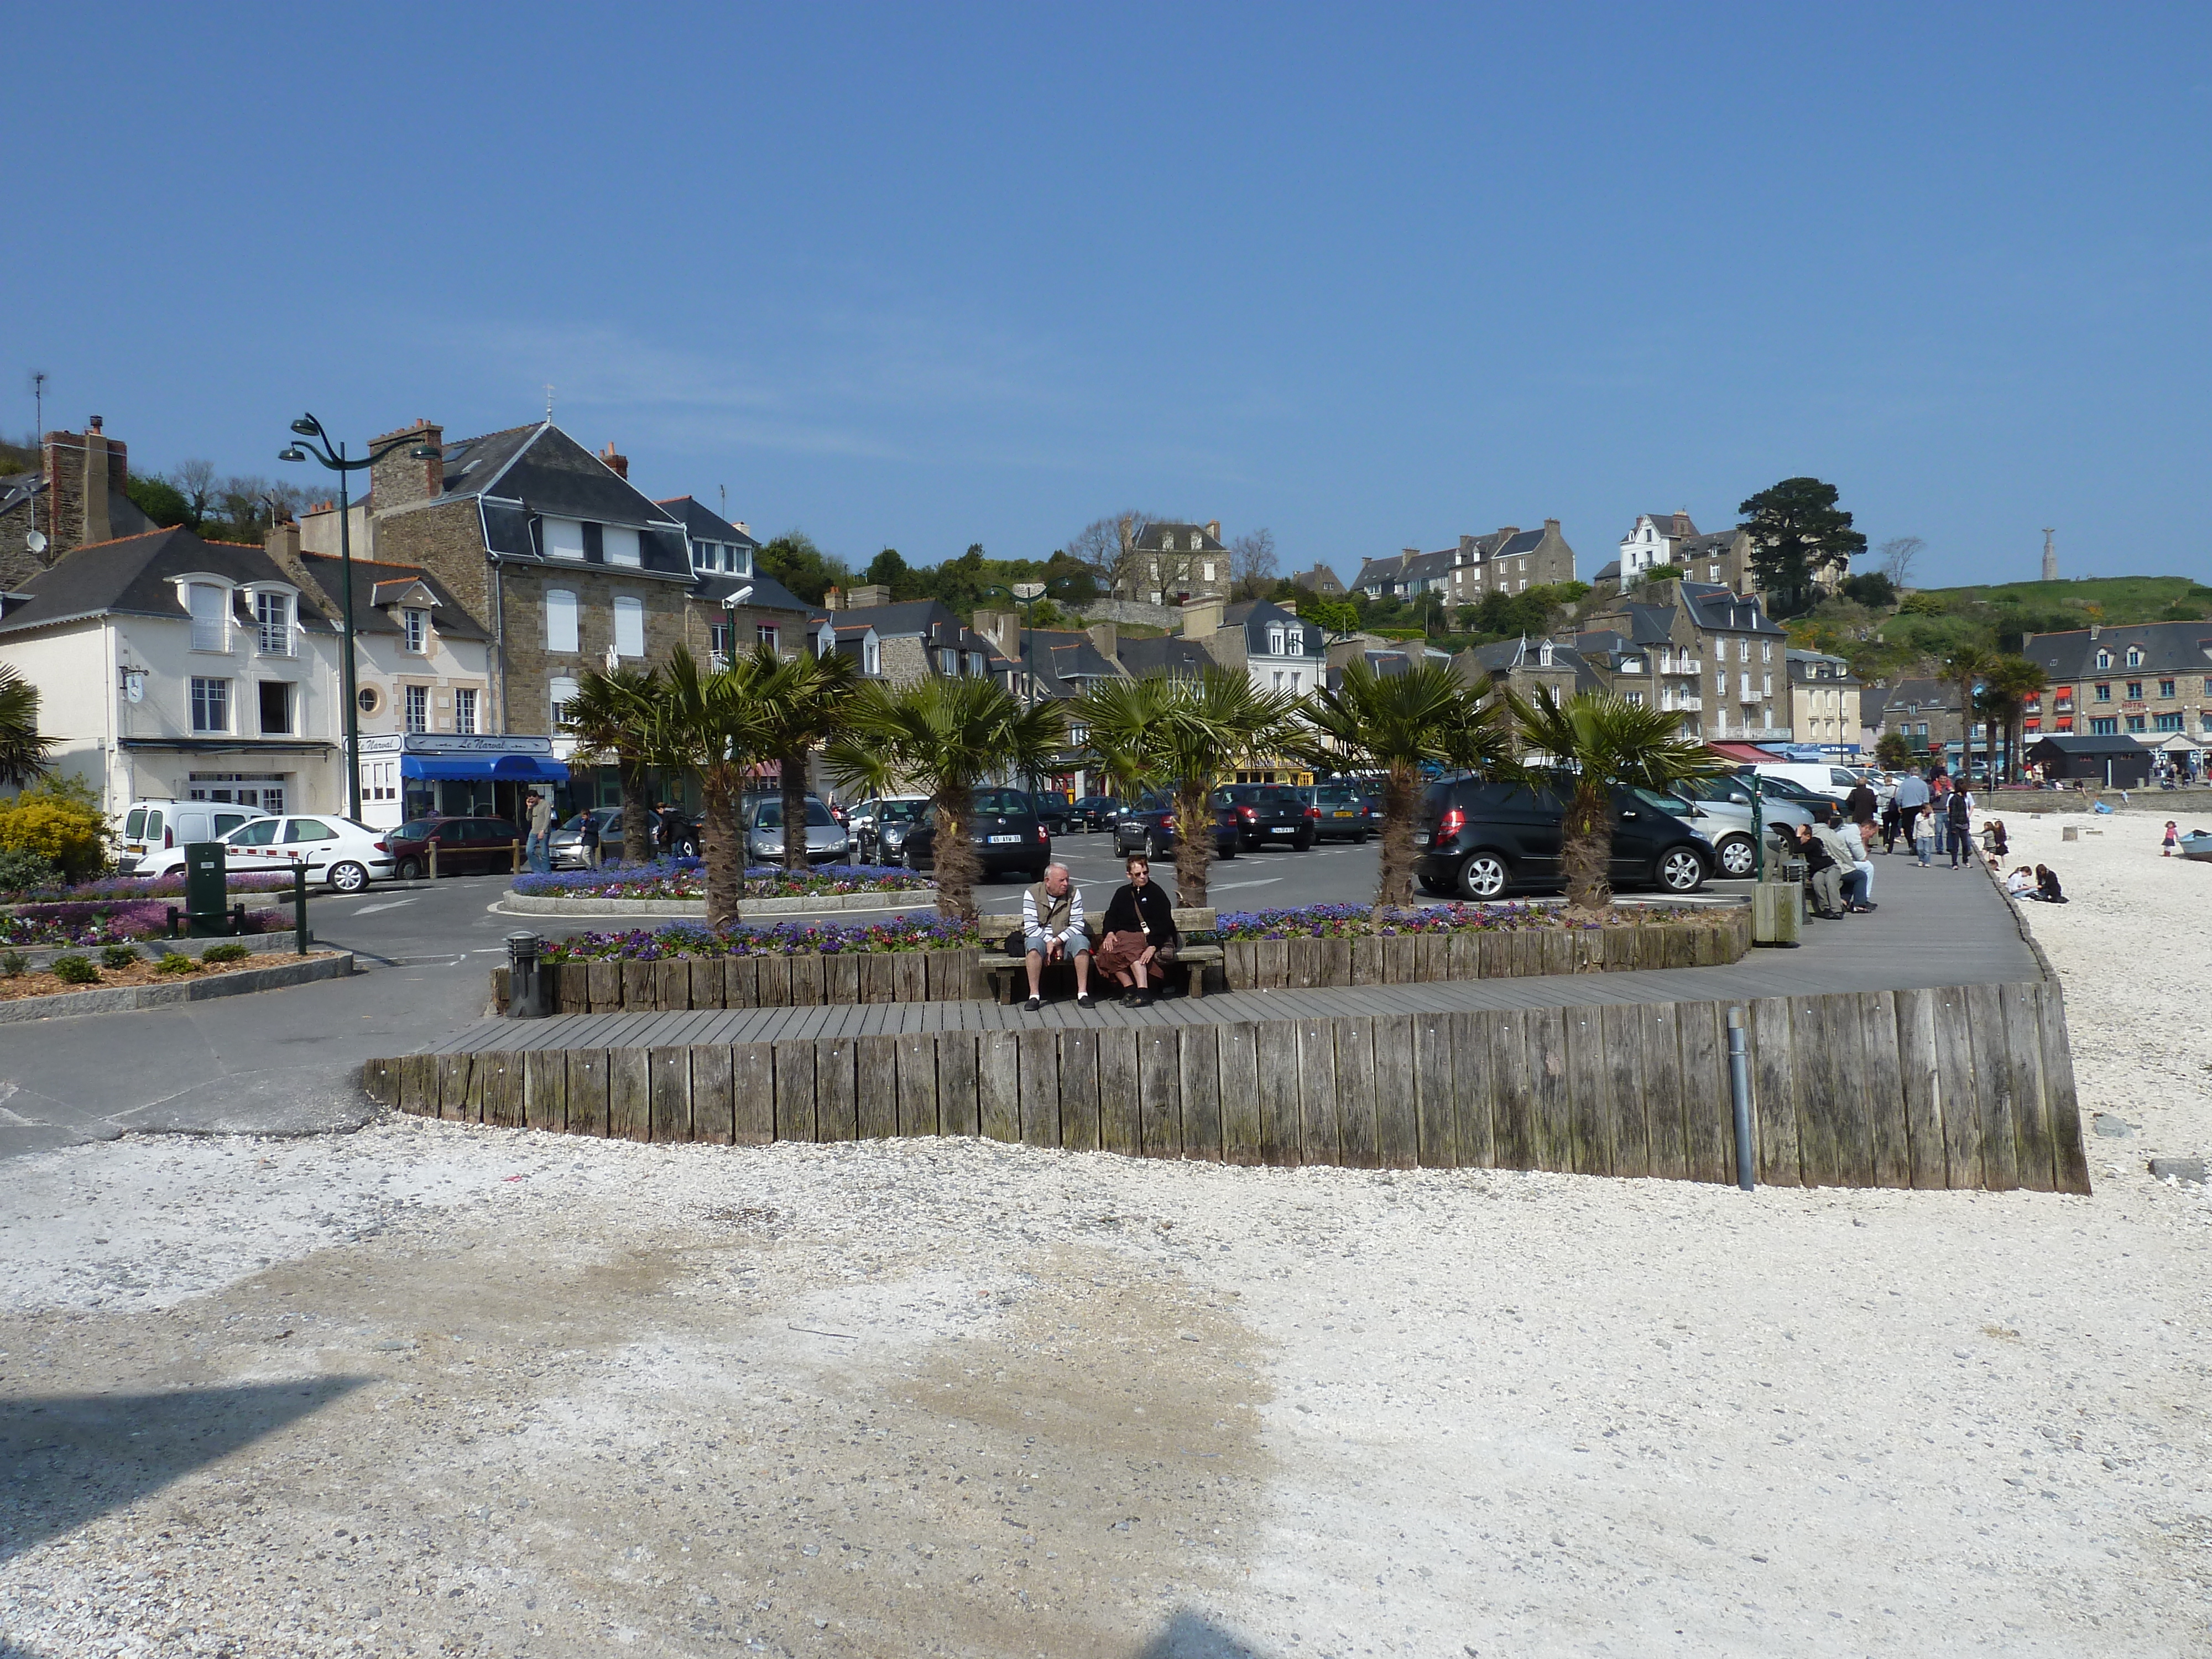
0,666 -> 55,790
1940,644 -> 1995,786
1295,659 -> 1514,912
824,676 -> 1066,922
1071,667 -> 1309,910
1978,654 -> 2046,786
651,645 -> 791,926
559,665 -> 665,863
1505,688 -> 1733,914
755,648 -> 859,871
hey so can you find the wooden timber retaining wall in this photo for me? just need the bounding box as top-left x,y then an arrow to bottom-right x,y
369,974 -> 2088,1193
493,910 -> 1751,1014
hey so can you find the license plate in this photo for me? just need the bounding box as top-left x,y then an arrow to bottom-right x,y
987,834 -> 1021,844
1332,810 -> 1354,817
1270,826 -> 1296,834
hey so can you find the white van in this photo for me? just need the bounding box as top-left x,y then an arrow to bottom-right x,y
1742,761 -> 1868,801
117,799 -> 273,877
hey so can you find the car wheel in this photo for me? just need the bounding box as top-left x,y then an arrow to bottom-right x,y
1141,832 -> 1157,858
1657,847 -> 1708,893
1715,834 -> 1757,878
1418,872 -> 1451,896
1293,829 -> 1316,851
395,856 -> 423,881
1457,852 -> 1510,900
1354,831 -> 1371,844
1219,841 -> 1238,859
327,860 -> 369,894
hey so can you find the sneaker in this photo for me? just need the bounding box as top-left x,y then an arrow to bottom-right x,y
1076,992 -> 1094,1009
1024,995 -> 1042,1011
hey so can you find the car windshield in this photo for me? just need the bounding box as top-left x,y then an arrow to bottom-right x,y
397,819 -> 432,839
1627,787 -> 1691,816
971,789 -> 1030,815
877,800 -> 922,822
756,800 -> 838,830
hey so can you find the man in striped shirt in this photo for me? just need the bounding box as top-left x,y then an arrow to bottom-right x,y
1022,863 -> 1093,1011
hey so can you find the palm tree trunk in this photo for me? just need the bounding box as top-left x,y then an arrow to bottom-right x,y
619,761 -> 654,864
700,778 -> 744,928
1561,778 -> 1613,914
1171,780 -> 1214,909
1373,762 -> 1421,913
932,784 -> 980,923
779,750 -> 808,873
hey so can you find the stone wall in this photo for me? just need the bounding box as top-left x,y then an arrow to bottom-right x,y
500,564 -> 690,733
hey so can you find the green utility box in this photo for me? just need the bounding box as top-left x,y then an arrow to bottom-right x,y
170,842 -> 246,938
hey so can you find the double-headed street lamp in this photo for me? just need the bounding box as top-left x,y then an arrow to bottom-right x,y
278,415 -> 441,821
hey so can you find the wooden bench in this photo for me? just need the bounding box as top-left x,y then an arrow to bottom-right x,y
977,907 -> 1221,1004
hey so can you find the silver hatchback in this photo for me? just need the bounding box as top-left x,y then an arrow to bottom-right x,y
744,796 -> 852,864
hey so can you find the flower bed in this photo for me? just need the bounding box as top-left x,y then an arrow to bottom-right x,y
0,900 -> 285,948
1213,900 -> 1705,940
512,858 -> 930,901
0,871 -> 298,906
539,914 -> 974,962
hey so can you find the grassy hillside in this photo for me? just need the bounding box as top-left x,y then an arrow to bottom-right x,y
1912,575 -> 2212,625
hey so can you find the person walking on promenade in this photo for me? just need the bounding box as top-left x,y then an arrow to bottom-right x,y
1846,777 -> 1879,834
1880,793 -> 1903,855
1945,784 -> 1974,869
579,809 -> 602,870
1892,769 -> 1931,857
525,790 -> 554,874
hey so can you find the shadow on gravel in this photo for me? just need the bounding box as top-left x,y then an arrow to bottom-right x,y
1130,1609 -> 1273,1657
0,1379 -> 368,1562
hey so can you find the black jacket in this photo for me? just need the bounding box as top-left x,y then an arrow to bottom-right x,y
1846,785 -> 1878,823
1101,881 -> 1178,947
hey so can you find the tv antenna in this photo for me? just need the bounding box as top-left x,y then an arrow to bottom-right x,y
544,384 -> 555,420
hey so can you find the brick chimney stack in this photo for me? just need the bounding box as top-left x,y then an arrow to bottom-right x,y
36,419 -> 130,556
368,419 -> 444,513
599,443 -> 629,481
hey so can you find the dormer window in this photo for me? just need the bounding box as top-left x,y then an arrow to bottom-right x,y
254,590 -> 295,656
187,582 -> 229,653
2095,649 -> 2110,669
2125,647 -> 2142,667
402,608 -> 428,654
1269,627 -> 1286,654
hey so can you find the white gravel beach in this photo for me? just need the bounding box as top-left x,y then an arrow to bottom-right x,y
2,832 -> 2208,1658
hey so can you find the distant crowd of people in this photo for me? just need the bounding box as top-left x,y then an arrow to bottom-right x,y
1783,765 -> 2070,920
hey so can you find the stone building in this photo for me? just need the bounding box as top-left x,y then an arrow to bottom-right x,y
1112,520 -> 1230,606
349,420 -> 695,763
1782,648 -> 1862,753
0,418 -> 158,593
2021,621 -> 2212,747
1351,521 -> 1576,609
657,495 -> 813,667
1574,579 -> 1789,740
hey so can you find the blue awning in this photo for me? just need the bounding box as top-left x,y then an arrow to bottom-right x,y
400,754 -> 572,782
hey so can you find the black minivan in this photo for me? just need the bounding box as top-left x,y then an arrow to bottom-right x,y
1416,779 -> 1711,899
899,786 -> 1053,882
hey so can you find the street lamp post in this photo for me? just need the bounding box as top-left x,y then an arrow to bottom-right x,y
279,416 -> 441,822
984,577 -> 1072,798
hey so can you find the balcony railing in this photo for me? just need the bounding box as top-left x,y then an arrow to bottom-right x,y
1660,694 -> 1704,712
1656,659 -> 1704,675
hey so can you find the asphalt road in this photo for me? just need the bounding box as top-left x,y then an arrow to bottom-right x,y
0,831 -> 1743,1160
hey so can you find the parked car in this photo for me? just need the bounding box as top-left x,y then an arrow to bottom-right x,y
848,796 -> 929,864
1218,782 -> 1319,851
1111,791 -> 1241,860
1740,770 -> 1848,819
1668,775 -> 1818,878
116,799 -> 273,876
899,787 -> 1052,882
383,815 -> 525,880
221,814 -> 398,893
549,807 -> 624,869
1068,794 -> 1126,832
1416,779 -> 1711,900
741,795 -> 852,864
1033,792 -> 1074,836
1307,779 -> 1378,843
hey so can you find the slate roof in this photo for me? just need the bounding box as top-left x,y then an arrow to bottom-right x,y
2027,733 -> 2150,755
1784,648 -> 1856,684
657,495 -> 762,552
1494,529 -> 1545,560
1352,554 -> 1410,592
1128,521 -> 1225,554
695,570 -> 812,613
1678,582 -> 1786,635
1592,559 -> 1623,582
1115,635 -> 1217,679
1222,598 -> 1323,656
1460,637 -> 1603,692
422,422 -> 691,578
300,555 -> 488,641
2022,621 -> 2212,680
1011,629 -> 1121,699
0,527 -> 335,636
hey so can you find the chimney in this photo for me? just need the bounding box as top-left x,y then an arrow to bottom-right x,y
848,583 -> 891,609
264,515 -> 314,594
822,586 -> 842,612
599,442 -> 629,481
2088,624 -> 2099,640
34,420 -> 131,561
1206,520 -> 1221,544
368,419 -> 444,512
1086,620 -> 1119,662
81,419 -> 113,546
1544,518 -> 1561,534
1180,596 -> 1224,639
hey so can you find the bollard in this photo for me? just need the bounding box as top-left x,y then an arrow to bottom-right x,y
505,930 -> 548,1018
511,839 -> 522,874
292,864 -> 309,954
428,838 -> 440,880
1726,1006 -> 1755,1192
167,904 -> 180,940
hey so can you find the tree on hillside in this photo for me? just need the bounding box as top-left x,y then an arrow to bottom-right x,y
863,547 -> 911,596
1877,535 -> 1924,588
759,531 -> 851,604
1738,478 -> 1867,616
1228,528 -> 1279,598
1840,572 -> 1896,608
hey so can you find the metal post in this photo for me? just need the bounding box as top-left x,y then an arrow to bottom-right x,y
1726,1006 -> 1755,1192
292,864 -> 309,954
335,444 -> 363,822
1750,774 -> 1765,880
505,930 -> 546,1018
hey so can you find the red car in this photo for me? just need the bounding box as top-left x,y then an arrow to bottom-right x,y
384,815 -> 525,879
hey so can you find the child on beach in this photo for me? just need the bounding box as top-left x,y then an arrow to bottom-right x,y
2164,821 -> 2180,857
2005,865 -> 2035,896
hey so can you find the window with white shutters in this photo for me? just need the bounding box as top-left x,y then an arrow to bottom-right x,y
550,675 -> 579,727
454,688 -> 477,734
190,584 -> 228,652
545,589 -> 578,653
604,526 -> 641,567
542,518 -> 586,560
613,596 -> 645,658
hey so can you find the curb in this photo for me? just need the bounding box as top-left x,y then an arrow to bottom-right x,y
493,888 -> 934,919
0,951 -> 355,1024
3,930 -> 319,975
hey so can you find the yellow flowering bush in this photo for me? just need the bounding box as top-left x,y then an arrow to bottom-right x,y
0,779 -> 111,881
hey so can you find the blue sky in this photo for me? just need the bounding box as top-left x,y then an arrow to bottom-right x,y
6,5 -> 2207,588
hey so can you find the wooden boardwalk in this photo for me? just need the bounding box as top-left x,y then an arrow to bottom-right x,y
424,858 -> 2041,1057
